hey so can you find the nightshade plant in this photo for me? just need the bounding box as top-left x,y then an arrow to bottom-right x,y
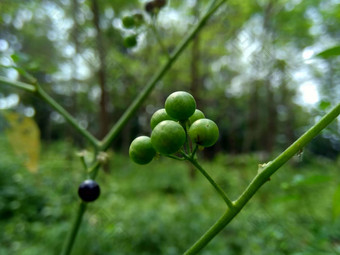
0,0 -> 340,254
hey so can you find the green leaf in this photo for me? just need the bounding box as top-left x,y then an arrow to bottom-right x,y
333,184 -> 340,219
316,45 -> 340,59
319,100 -> 331,111
11,53 -> 20,63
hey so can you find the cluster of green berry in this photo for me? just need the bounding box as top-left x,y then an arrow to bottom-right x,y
129,91 -> 219,165
121,0 -> 167,48
121,14 -> 144,48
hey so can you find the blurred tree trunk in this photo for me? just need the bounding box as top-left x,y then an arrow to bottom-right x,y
278,61 -> 295,145
264,79 -> 277,153
190,34 -> 201,107
70,0 -> 80,116
242,81 -> 259,152
263,0 -> 277,154
91,0 -> 109,139
189,2 -> 201,179
227,98 -> 238,153
190,1 -> 201,107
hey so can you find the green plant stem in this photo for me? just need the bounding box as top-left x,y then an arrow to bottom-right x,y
186,157 -> 235,209
150,19 -> 170,59
89,160 -> 102,179
184,103 -> 340,255
99,0 -> 228,151
191,144 -> 199,158
0,76 -> 100,148
0,75 -> 36,92
167,154 -> 186,161
180,120 -> 190,153
34,84 -> 100,148
60,202 -> 87,255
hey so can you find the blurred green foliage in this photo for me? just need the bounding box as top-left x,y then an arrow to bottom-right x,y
1,136 -> 340,254
1,1 -> 339,254
1,0 -> 339,157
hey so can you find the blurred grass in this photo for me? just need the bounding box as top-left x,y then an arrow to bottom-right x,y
0,136 -> 340,255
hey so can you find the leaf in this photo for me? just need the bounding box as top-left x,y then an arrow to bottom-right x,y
318,100 -> 331,111
3,111 -> 40,173
333,184 -> 340,219
316,45 -> 340,59
11,53 -> 20,63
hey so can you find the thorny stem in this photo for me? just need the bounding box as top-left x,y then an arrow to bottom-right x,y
184,103 -> 340,255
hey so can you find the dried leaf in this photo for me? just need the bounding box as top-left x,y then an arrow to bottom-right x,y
3,111 -> 40,173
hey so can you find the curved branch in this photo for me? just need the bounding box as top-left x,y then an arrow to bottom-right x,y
0,76 -> 100,148
184,103 -> 340,254
0,76 -> 36,92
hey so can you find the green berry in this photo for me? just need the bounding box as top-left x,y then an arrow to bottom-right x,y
188,118 -> 219,147
129,136 -> 156,164
150,108 -> 174,130
122,16 -> 135,28
124,35 -> 137,48
151,120 -> 186,154
165,91 -> 196,121
189,109 -> 205,125
133,13 -> 144,27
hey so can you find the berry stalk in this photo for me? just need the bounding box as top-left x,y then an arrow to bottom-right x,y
185,155 -> 235,209
60,202 -> 87,255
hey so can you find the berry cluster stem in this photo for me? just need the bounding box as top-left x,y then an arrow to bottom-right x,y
185,156 -> 235,210
150,18 -> 170,59
60,202 -> 87,255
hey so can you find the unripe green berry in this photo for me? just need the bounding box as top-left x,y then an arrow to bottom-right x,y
124,35 -> 137,48
122,16 -> 135,28
188,118 -> 219,147
165,91 -> 196,121
189,109 -> 205,126
150,108 -> 174,130
133,13 -> 144,27
129,136 -> 156,164
151,120 -> 186,154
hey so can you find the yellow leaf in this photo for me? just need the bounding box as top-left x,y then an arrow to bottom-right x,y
3,111 -> 40,173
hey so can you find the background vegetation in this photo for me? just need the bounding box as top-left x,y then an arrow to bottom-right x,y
0,0 -> 340,254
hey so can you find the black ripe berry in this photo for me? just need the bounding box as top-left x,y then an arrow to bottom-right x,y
78,180 -> 100,202
145,1 -> 157,13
